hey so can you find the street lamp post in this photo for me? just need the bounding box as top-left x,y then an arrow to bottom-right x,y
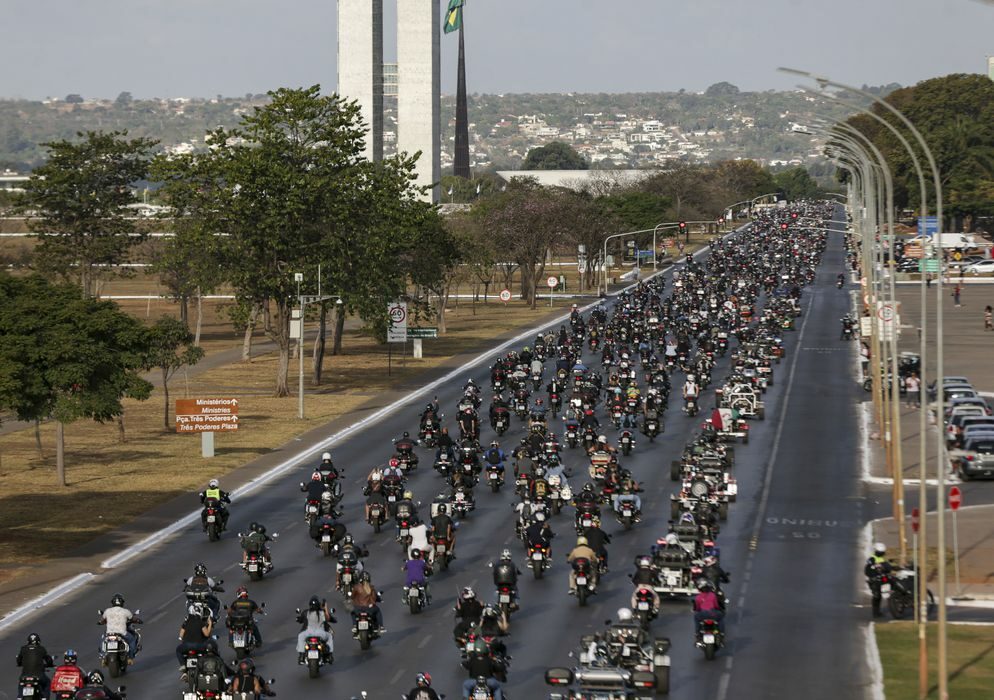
294,272 -> 343,420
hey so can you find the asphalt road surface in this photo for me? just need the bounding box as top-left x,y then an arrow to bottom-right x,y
0,212 -> 874,700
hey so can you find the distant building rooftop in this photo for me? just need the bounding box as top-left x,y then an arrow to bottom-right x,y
495,169 -> 658,192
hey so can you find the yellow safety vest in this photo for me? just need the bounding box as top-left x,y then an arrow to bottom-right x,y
205,488 -> 221,500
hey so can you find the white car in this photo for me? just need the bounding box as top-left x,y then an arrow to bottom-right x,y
964,259 -> 994,274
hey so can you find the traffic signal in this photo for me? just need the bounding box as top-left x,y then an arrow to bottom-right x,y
780,222 -> 789,231
678,221 -> 687,243
791,211 -> 798,220
678,221 -> 687,231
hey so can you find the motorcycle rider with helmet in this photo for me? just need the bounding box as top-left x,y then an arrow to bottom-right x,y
403,548 -> 433,603
50,649 -> 87,697
240,522 -> 273,570
430,503 -> 456,558
99,593 -> 141,660
492,549 -> 522,610
230,658 -> 275,697
226,586 -> 264,648
567,536 -> 600,595
74,671 -> 124,700
199,478 -> 231,532
174,603 -> 213,669
296,596 -> 336,665
351,572 -> 385,633
453,587 -> 484,644
405,672 -> 441,700
864,542 -> 893,617
483,441 -> 506,477
692,580 -> 726,634
16,633 -> 54,696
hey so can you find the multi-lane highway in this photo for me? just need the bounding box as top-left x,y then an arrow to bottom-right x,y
1,210 -> 874,700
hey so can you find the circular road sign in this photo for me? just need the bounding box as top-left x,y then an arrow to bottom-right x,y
949,486 -> 962,511
878,305 -> 895,322
547,276 -> 558,288
499,289 -> 511,303
911,507 -> 919,534
388,303 -> 407,324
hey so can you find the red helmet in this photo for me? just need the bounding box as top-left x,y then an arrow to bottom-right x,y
236,586 -> 248,599
389,458 -> 400,468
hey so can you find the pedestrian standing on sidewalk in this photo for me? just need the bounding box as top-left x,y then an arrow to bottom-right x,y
985,305 -> 993,331
905,372 -> 921,408
926,273 -> 933,289
953,284 -> 962,307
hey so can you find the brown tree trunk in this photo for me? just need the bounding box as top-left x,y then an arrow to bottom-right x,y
179,295 -> 189,328
56,420 -> 66,486
193,287 -> 203,346
117,413 -> 126,443
274,301 -> 291,397
331,306 -> 345,356
242,302 -> 260,361
35,419 -> 43,454
162,367 -> 171,430
312,301 -> 328,385
437,288 -> 449,334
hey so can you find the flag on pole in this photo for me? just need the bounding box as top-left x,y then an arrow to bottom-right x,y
447,187 -> 454,196
444,0 -> 464,34
475,183 -> 482,195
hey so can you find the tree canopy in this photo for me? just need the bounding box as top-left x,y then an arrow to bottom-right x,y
521,141 -> 588,170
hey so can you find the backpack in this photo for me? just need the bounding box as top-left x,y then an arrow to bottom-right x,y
242,532 -> 264,554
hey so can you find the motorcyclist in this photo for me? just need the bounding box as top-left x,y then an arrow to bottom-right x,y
351,572 -> 385,633
457,407 -> 480,441
405,672 -> 441,700
403,548 -> 433,603
461,639 -> 504,700
582,522 -> 611,572
199,478 -> 231,532
174,605 -> 212,670
682,374 -> 699,406
365,482 -> 388,523
524,514 -> 555,554
16,633 -> 54,695
395,430 -> 417,454
183,561 -> 222,617
630,583 -> 661,619
295,596 -> 335,665
606,607 -> 648,652
612,476 -> 643,517
310,510 -> 347,550
191,644 -> 235,692
409,520 -> 433,564
420,403 -> 440,430
453,587 -> 485,643
483,440 -> 506,477
74,671 -> 124,700
50,649 -> 86,697
701,555 -> 731,593
492,549 -> 521,610
336,534 -> 370,588
436,427 -> 457,462
301,471 -> 328,506
864,542 -> 893,617
567,536 -> 599,595
230,658 -> 275,697
226,586 -> 264,648
395,490 -> 420,525
240,522 -> 273,570
99,593 -> 141,660
316,451 -> 341,488
490,395 -> 511,430
631,554 -> 658,586
692,580 -> 726,634
431,504 -> 456,557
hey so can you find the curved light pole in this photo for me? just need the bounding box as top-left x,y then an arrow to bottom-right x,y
785,66 -> 948,698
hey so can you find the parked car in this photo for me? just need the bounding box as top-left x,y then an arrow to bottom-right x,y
952,436 -> 994,480
964,259 -> 994,274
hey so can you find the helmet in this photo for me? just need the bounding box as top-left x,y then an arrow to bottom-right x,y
467,378 -> 476,385
873,542 -> 887,555
194,563 -> 208,577
257,524 -> 267,535
582,483 -> 594,493
491,441 -> 499,448
665,533 -> 679,546
110,593 -> 125,607
236,586 -> 249,599
321,491 -> 332,502
64,649 -> 78,664
637,555 -> 652,567
27,633 -> 40,645
403,490 -> 413,500
311,471 -> 322,481
416,672 -> 432,687
322,452 -> 332,462
188,602 -> 206,618
208,479 -> 219,489
548,474 -> 561,487
576,536 -> 588,546
238,658 -> 255,674
371,470 -> 382,482
403,431 -> 410,439
687,374 -> 696,383
697,579 -> 714,592
343,534 -> 354,546
501,549 -> 512,560
389,458 -> 400,468
436,504 -> 448,515
88,671 -> 105,685
597,435 -> 608,444
617,607 -> 633,622
309,596 -> 321,611
703,555 -> 717,567
411,548 -> 422,559
358,571 -> 371,583
461,586 -> 476,600
249,522 -> 260,533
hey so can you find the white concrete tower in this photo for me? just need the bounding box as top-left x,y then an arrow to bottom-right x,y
397,0 -> 441,202
337,0 -> 384,161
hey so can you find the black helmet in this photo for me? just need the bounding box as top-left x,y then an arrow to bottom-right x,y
194,563 -> 208,577
111,593 -> 125,607
27,633 -> 40,645
403,431 -> 410,439
88,670 -> 105,685
257,524 -> 267,535
437,503 -> 448,515
238,658 -> 255,674
309,596 -> 321,611
249,521 -> 259,533
64,649 -> 78,664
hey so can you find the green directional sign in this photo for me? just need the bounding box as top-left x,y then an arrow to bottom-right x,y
919,259 -> 940,273
407,328 -> 438,339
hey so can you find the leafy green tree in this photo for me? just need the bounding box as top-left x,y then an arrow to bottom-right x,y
0,273 -> 152,485
598,191 -> 671,231
115,91 -> 134,108
64,94 -> 84,104
144,316 -> 205,429
521,141 -> 588,170
705,82 -> 740,97
773,167 -> 822,201
17,130 -> 158,297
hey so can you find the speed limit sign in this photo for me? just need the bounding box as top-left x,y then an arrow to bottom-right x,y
499,289 -> 511,303
547,276 -> 558,288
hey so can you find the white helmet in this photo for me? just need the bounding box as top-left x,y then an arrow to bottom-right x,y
616,607 -> 633,622
548,474 -> 561,487
687,374 -> 696,383
873,542 -> 886,555
665,533 -> 679,546
322,452 -> 332,462
208,479 -> 219,489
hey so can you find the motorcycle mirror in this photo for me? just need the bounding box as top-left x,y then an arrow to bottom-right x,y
295,608 -> 301,614
271,533 -> 279,539
269,679 -> 276,686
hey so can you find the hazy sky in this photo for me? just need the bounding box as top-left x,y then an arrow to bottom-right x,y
2,0 -> 992,100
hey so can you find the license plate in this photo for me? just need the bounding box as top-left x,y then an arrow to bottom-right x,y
400,529 -> 409,537
456,494 -> 465,502
23,688 -> 35,697
307,649 -> 320,659
206,515 -> 216,523
409,587 -> 420,598
233,633 -> 246,647
500,594 -> 510,603
490,472 -> 498,479
622,438 -> 630,443
582,518 -> 592,527
106,641 -> 119,651
436,544 -> 445,552
248,563 -> 258,572
667,575 -> 680,586
388,495 -> 396,502
881,583 -> 892,594
638,602 -> 649,610
187,658 -> 199,668
308,505 -> 318,513
622,645 -> 631,656
703,634 -> 716,644
358,620 -> 369,630
532,552 -> 543,560
576,576 -> 587,585
322,534 -> 331,542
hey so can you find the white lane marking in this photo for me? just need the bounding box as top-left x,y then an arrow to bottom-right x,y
0,574 -> 94,631
865,623 -> 886,700
390,668 -> 405,684
418,633 -> 433,648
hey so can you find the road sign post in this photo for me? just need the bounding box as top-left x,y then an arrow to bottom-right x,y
175,398 -> 240,458
499,289 -> 511,305
949,487 -> 966,599
547,276 -> 557,307
911,507 -> 920,623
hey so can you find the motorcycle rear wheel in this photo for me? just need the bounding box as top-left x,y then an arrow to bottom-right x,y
107,653 -> 123,678
308,657 -> 320,679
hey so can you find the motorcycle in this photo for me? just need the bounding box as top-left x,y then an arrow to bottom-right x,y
614,498 -> 640,531
619,429 -> 635,456
466,677 -> 495,700
184,580 -> 224,623
352,609 -> 381,651
434,451 -> 453,477
303,497 -> 321,526
683,397 -> 699,417
99,609 -> 142,677
572,558 -> 595,607
337,553 -> 359,597
493,410 -> 510,437
366,502 -> 386,534
564,419 -> 580,449
496,584 -> 517,619
642,416 -> 660,441
633,586 -> 656,630
300,627 -> 333,678
549,393 -> 562,418
451,487 -> 475,519
528,543 -> 551,579
404,581 -> 429,614
432,536 -> 453,572
486,463 -> 504,493
696,618 -> 724,660
228,605 -> 263,660
396,518 -> 413,551
202,498 -> 225,542
243,551 -> 270,582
